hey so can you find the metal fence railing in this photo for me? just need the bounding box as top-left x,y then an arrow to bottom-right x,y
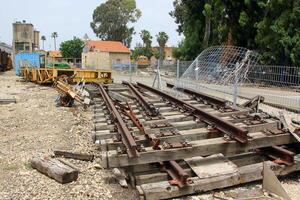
247,65 -> 300,88
174,59 -> 300,117
146,60 -> 192,78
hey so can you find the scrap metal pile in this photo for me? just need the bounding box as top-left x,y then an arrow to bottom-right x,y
0,49 -> 12,72
54,75 -> 90,107
86,82 -> 300,200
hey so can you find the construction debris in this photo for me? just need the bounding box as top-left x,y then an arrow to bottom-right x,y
263,162 -> 291,200
112,168 -> 128,187
0,98 -> 16,104
242,95 -> 265,111
278,111 -> 300,142
54,76 -> 90,107
53,150 -> 94,162
30,156 -> 79,184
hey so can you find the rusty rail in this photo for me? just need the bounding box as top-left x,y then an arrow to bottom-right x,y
137,82 -> 249,143
258,146 -> 295,165
93,83 -> 139,158
160,160 -> 192,187
115,98 -> 191,187
166,82 -> 228,108
116,101 -> 161,150
122,81 -> 159,116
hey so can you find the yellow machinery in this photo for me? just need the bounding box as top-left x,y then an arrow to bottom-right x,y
20,67 -> 113,84
136,55 -> 149,68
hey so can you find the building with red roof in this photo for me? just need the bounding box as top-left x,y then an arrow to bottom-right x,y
82,40 -> 130,70
47,50 -> 62,63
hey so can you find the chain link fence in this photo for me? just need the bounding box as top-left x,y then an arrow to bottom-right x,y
247,65 -> 300,88
241,65 -> 300,113
170,46 -> 300,123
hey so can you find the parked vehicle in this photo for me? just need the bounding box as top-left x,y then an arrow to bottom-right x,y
136,55 -> 149,68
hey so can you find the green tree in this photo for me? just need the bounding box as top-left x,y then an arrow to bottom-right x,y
59,37 -> 84,58
156,32 -> 169,63
202,2 -> 212,48
170,0 -> 207,60
172,41 -> 184,60
41,35 -> 46,50
137,30 -> 153,59
51,32 -> 58,50
220,0 -> 264,48
170,0 -> 265,60
90,0 -> 141,48
140,29 -> 152,47
255,0 -> 300,66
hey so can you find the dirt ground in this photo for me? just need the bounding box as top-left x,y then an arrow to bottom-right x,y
1,70 -> 300,200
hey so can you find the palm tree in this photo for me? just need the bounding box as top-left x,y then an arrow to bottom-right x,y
41,35 -> 46,50
156,32 -> 169,62
51,32 -> 58,50
140,30 -> 152,47
203,2 -> 212,48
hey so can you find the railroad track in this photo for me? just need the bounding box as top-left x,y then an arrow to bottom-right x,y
86,82 -> 300,200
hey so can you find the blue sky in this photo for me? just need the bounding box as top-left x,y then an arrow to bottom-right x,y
0,0 -> 183,50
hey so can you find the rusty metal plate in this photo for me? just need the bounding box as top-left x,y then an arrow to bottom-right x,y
185,154 -> 238,179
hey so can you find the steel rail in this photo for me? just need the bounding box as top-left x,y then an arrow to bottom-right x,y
166,82 -> 228,108
115,101 -> 161,150
258,145 -> 295,165
114,95 -> 191,187
137,82 -> 249,143
93,83 -> 139,158
122,81 -> 159,116
160,160 -> 192,187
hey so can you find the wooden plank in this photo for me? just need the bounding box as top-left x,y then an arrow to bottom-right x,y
108,91 -> 131,102
135,172 -> 168,186
145,115 -> 194,125
53,150 -> 94,161
217,109 -> 249,117
241,120 -> 279,133
101,128 -> 220,151
106,133 -> 296,168
93,130 -> 112,141
30,157 -> 78,184
133,153 -> 266,185
135,168 -> 193,186
0,98 -> 17,104
228,152 -> 264,167
93,117 -> 107,123
94,123 -> 114,131
185,154 -> 237,178
160,111 -> 182,116
57,158 -> 81,173
102,120 -> 283,151
139,157 -> 300,200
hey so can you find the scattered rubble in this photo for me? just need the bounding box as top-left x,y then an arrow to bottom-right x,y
0,71 -> 138,200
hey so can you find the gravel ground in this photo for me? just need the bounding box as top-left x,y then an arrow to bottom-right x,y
0,70 -> 137,200
1,69 -> 300,200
